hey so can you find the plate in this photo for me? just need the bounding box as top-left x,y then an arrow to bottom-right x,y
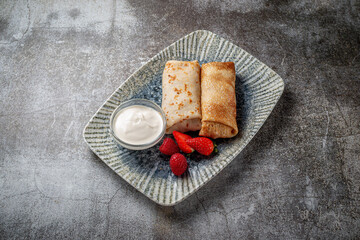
83,30 -> 284,206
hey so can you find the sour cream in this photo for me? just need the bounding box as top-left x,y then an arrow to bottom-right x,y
112,105 -> 164,145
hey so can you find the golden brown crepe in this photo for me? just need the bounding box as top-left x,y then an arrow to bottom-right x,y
199,62 -> 238,139
162,60 -> 202,134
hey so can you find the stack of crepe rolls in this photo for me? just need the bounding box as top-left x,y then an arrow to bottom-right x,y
162,60 -> 238,139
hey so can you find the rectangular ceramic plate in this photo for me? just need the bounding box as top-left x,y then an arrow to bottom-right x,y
83,30 -> 284,206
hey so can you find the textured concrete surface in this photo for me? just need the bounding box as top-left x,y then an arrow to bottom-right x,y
1,0 -> 360,239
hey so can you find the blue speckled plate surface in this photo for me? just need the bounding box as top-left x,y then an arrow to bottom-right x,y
83,30 -> 284,206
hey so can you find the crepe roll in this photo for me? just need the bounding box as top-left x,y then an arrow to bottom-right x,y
199,62 -> 238,139
162,60 -> 202,134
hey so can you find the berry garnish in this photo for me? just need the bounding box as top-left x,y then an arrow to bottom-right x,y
159,138 -> 179,155
173,131 -> 194,154
169,153 -> 188,176
186,137 -> 214,156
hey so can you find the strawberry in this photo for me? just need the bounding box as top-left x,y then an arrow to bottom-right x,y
169,153 -> 188,176
173,131 -> 194,154
159,138 -> 179,155
186,137 -> 214,156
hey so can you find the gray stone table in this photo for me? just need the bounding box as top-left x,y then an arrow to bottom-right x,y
1,0 -> 359,239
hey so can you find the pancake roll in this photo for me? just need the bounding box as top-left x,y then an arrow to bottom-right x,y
199,62 -> 238,139
162,60 -> 202,134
